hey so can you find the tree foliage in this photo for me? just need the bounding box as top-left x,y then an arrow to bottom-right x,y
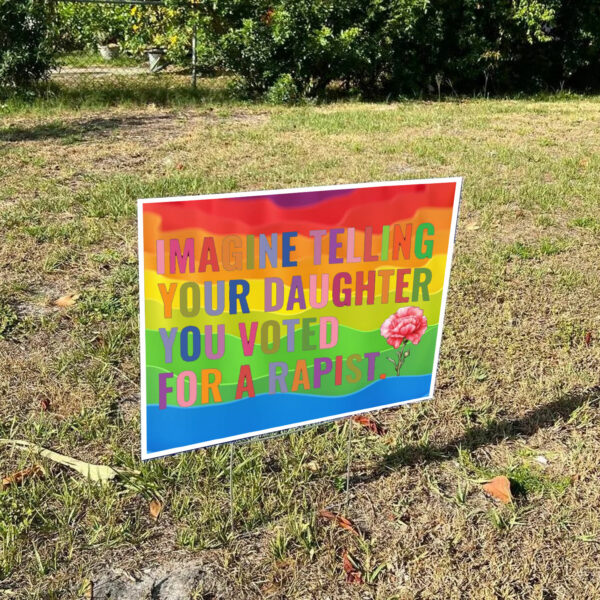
0,0 -> 56,88
49,0 -> 600,98
208,0 -> 600,97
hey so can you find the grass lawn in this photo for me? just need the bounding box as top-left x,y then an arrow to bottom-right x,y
1,85 -> 599,599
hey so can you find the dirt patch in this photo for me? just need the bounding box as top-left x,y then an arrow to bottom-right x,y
93,560 -> 235,600
0,109 -> 268,144
0,108 -> 270,200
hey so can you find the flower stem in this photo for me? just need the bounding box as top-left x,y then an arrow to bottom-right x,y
394,340 -> 411,376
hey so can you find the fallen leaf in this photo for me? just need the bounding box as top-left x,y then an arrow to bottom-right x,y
0,439 -> 122,482
585,331 -> 592,346
482,476 -> 512,504
260,582 -> 280,596
149,499 -> 163,521
319,510 -> 359,536
352,415 -> 386,435
466,222 -> 480,231
80,579 -> 93,599
40,398 -> 50,411
55,293 -> 80,308
342,550 -> 363,584
2,464 -> 44,489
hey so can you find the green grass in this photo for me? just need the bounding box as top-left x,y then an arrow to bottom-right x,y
570,216 -> 600,234
0,77 -> 233,115
1,86 -> 600,598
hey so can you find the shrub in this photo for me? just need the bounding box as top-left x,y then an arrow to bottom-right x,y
0,0 -> 56,89
208,0 -> 600,97
219,0 -> 372,95
266,73 -> 301,104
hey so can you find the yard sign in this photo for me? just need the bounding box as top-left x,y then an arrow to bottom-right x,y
139,178 -> 462,459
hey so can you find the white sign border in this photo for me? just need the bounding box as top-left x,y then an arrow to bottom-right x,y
138,177 -> 463,460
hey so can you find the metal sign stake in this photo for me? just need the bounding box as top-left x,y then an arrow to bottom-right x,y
229,443 -> 235,537
344,419 -> 353,516
191,23 -> 198,89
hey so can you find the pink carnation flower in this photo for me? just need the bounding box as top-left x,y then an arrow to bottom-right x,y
381,306 -> 428,348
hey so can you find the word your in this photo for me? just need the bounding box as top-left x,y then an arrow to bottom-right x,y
158,268 -> 432,317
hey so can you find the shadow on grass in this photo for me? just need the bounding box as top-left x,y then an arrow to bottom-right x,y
363,385 -> 600,482
0,113 -> 176,142
46,80 -> 215,105
0,78 -> 242,142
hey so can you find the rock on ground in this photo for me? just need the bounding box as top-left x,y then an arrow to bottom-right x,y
93,561 -> 234,599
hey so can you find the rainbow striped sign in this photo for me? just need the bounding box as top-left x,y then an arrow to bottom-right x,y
138,179 -> 462,459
